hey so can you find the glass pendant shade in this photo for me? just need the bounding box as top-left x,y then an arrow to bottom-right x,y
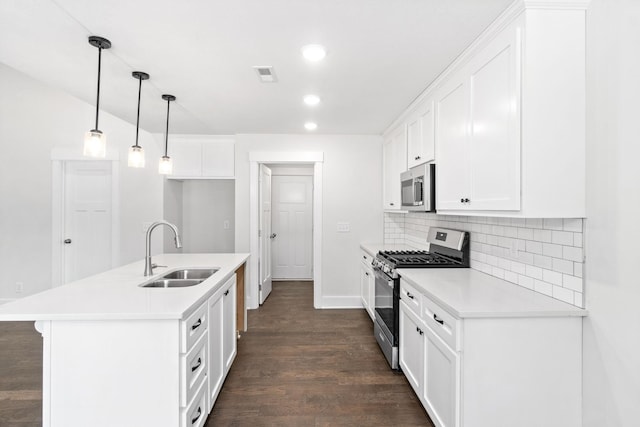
128,145 -> 145,168
83,130 -> 106,157
158,156 -> 173,175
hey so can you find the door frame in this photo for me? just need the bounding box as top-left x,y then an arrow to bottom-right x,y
249,151 -> 323,309
51,147 -> 120,288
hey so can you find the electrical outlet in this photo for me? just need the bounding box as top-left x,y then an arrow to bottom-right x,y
15,282 -> 23,294
223,220 -> 230,230
337,222 -> 351,233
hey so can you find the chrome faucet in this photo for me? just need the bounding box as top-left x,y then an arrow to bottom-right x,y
144,221 -> 182,276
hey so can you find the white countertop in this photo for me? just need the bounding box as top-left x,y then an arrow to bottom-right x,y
398,268 -> 587,319
0,253 -> 249,321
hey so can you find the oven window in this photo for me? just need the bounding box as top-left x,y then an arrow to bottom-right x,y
374,271 -> 396,341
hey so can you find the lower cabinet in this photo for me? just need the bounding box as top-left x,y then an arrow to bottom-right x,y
359,249 -> 375,321
399,279 -> 582,427
207,274 -> 237,409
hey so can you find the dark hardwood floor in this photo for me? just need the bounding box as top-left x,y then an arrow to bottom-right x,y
0,282 -> 433,426
206,281 -> 433,426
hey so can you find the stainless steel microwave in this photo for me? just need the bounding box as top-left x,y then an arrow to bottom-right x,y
400,163 -> 435,212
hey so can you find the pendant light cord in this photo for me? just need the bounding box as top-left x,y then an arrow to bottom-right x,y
135,76 -> 142,147
95,46 -> 102,130
164,98 -> 171,156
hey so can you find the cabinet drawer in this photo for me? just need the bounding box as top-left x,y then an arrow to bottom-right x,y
400,279 -> 422,317
181,332 -> 207,407
423,296 -> 460,351
181,378 -> 207,427
360,249 -> 373,267
181,302 -> 208,353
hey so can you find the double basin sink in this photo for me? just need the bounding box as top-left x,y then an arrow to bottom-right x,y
141,268 -> 218,288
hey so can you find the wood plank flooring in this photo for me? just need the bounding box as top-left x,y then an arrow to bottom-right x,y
0,282 -> 433,426
206,281 -> 433,426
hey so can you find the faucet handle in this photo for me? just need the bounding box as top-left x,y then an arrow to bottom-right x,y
151,263 -> 167,269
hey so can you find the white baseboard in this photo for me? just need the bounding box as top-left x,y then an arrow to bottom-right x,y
317,295 -> 363,309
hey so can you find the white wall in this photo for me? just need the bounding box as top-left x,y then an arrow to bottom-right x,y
0,63 -> 164,299
182,180 -> 234,253
234,134 -> 383,307
583,0 -> 640,425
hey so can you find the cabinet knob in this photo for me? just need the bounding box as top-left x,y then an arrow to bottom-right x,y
460,198 -> 464,203
406,292 -> 414,300
64,238 -> 72,244
464,198 -> 470,203
415,156 -> 421,160
389,202 -> 395,206
224,289 -> 230,296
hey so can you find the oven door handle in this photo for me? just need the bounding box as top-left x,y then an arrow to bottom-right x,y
373,267 -> 394,287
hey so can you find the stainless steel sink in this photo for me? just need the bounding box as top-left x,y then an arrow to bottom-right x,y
142,279 -> 205,288
161,268 -> 218,280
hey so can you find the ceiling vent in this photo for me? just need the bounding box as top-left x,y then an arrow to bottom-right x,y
253,66 -> 277,83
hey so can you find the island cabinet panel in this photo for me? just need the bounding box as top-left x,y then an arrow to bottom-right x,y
44,320 -> 181,427
208,274 -> 237,409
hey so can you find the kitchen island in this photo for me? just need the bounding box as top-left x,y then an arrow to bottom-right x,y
0,253 -> 249,427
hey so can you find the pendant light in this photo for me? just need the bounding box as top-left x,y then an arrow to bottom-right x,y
84,36 -> 111,158
128,71 -> 149,167
159,94 -> 176,175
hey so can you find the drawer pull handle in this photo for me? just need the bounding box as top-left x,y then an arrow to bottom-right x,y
191,357 -> 202,372
433,314 -> 445,325
365,272 -> 369,276
406,292 -> 414,300
191,319 -> 202,331
191,406 -> 202,424
416,326 -> 423,335
224,289 -> 230,296
363,255 -> 366,259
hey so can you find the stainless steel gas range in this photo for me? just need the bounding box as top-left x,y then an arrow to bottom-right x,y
371,227 -> 470,370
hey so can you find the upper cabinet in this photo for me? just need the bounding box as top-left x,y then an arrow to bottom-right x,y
169,136 -> 235,179
384,1 -> 588,218
382,126 -> 407,210
406,99 -> 435,169
436,20 -> 521,211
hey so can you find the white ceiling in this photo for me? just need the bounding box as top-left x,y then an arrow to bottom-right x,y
0,0 -> 513,135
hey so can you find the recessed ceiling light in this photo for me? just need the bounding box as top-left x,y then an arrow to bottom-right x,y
303,94 -> 321,106
304,122 -> 318,131
301,44 -> 326,62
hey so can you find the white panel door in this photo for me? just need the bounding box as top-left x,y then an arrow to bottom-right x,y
436,73 -> 471,211
63,161 -> 112,283
423,324 -> 459,427
258,165 -> 273,304
271,175 -> 313,280
382,126 -> 407,210
399,301 -> 425,397
468,25 -> 521,210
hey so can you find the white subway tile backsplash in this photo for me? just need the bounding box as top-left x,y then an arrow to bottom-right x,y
526,240 -> 543,255
533,229 -> 553,243
563,218 -> 582,232
543,269 -> 563,286
552,230 -> 574,246
534,254 -> 553,269
553,286 -> 575,304
563,246 -> 583,262
543,218 -> 563,230
383,213 -> 584,308
542,243 -> 563,258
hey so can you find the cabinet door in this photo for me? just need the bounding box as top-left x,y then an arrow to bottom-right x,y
171,140 -> 202,177
382,126 -> 407,210
360,262 -> 375,321
436,72 -> 471,210
222,278 -> 237,372
202,139 -> 235,178
399,301 -> 425,397
207,291 -> 224,408
423,324 -> 459,427
407,100 -> 435,168
468,24 -> 521,210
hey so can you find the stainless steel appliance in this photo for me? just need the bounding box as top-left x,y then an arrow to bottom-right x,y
371,227 -> 469,370
401,163 -> 435,211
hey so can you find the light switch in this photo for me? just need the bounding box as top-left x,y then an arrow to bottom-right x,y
337,222 -> 351,233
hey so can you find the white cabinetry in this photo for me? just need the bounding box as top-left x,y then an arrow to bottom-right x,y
436,19 -> 521,212
406,99 -> 435,169
359,249 -> 375,321
434,6 -> 586,217
208,274 -> 237,408
399,278 -> 582,427
382,126 -> 407,210
170,136 -> 235,179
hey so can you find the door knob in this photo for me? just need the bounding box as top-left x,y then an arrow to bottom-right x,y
270,233 -> 277,239
64,239 -> 72,244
